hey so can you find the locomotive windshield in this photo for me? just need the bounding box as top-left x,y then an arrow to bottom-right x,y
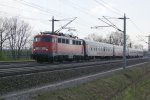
34,36 -> 52,42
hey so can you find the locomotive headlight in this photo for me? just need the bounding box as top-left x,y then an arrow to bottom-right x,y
41,47 -> 46,50
34,47 -> 48,51
42,47 -> 48,51
35,47 -> 40,50
44,47 -> 48,51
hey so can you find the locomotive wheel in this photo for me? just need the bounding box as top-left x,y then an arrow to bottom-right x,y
37,59 -> 43,63
48,58 -> 54,63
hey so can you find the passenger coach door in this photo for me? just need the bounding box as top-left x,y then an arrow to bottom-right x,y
53,38 -> 57,54
82,40 -> 87,57
55,38 -> 58,53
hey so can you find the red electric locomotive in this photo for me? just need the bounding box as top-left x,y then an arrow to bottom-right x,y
32,32 -> 85,62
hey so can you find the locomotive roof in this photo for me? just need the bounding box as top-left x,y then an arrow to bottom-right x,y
34,33 -> 82,40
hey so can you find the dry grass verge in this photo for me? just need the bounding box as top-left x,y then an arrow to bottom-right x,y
34,63 -> 150,100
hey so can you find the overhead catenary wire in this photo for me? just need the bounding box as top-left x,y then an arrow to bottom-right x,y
102,16 -> 122,31
14,0 -> 122,31
13,0 -> 62,17
99,0 -> 124,15
59,0 -> 99,26
129,19 -> 147,35
93,0 -> 123,16
129,19 -> 148,44
0,3 -> 53,17
58,0 -> 106,35
0,11 -> 49,22
0,1 -> 63,24
14,0 -> 99,34
97,17 -> 122,32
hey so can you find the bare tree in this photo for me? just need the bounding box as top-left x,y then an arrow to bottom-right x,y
106,31 -> 131,46
85,31 -> 143,50
0,18 -> 10,52
134,44 -> 143,49
84,33 -> 104,42
8,18 -> 31,58
0,18 -> 11,59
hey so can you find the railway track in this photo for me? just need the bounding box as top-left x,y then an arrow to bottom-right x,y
0,57 -> 148,77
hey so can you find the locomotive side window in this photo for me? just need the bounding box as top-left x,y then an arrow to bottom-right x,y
34,37 -> 40,42
62,39 -> 65,43
34,37 -> 52,42
42,37 -> 52,42
72,40 -> 81,45
58,38 -> 61,43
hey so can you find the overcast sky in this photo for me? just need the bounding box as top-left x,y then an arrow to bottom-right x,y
0,0 -> 149,49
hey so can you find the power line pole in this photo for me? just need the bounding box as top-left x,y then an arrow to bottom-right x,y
52,16 -> 54,33
124,14 -> 127,69
147,35 -> 150,61
148,35 -> 150,52
49,16 -> 60,34
49,16 -> 77,34
93,14 -> 129,69
118,14 -> 129,69
110,35 -> 112,44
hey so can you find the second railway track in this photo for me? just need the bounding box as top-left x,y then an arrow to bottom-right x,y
0,57 -> 148,77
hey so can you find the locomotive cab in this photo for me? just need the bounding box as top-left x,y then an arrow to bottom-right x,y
32,34 -> 56,62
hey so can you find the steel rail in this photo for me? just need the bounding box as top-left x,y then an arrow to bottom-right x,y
0,57 -> 147,78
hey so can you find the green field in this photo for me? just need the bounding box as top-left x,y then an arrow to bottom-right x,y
0,50 -> 31,61
33,63 -> 150,100
0,58 -> 33,62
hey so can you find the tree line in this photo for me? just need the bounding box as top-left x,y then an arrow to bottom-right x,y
0,17 -> 32,60
85,31 -> 143,49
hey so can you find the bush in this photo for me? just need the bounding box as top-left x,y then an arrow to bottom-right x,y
0,51 -> 7,61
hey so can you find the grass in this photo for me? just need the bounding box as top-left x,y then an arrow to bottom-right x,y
33,63 -> 150,100
0,58 -> 33,62
113,73 -> 150,100
0,51 -> 32,62
0,52 -> 32,62
0,51 -> 7,61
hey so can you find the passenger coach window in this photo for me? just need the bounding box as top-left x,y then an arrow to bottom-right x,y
73,40 -> 75,45
76,41 -> 79,45
66,39 -> 69,44
79,41 -> 81,45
